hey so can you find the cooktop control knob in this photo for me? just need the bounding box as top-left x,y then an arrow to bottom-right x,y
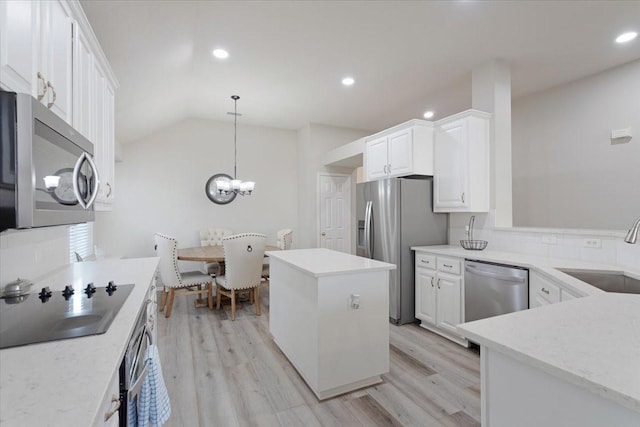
62,285 -> 75,300
38,286 -> 52,302
106,281 -> 117,296
84,283 -> 97,298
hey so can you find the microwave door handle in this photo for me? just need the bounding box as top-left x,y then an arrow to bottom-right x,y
364,201 -> 373,259
84,154 -> 100,208
72,153 -> 87,208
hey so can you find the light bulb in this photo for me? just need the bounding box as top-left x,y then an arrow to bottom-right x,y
43,175 -> 60,190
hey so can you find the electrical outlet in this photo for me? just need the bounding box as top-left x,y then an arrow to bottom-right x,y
542,235 -> 557,245
349,294 -> 361,310
583,238 -> 601,249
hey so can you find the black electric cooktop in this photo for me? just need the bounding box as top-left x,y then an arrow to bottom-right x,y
0,283 -> 134,349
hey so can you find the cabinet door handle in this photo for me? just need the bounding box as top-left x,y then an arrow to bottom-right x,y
104,395 -> 121,422
383,165 -> 387,174
430,277 -> 434,287
388,164 -> 391,173
461,192 -> 465,203
46,80 -> 56,109
37,72 -> 48,101
437,279 -> 441,289
106,182 -> 112,197
541,288 -> 550,294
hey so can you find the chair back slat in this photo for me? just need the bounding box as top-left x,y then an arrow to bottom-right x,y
223,233 -> 267,290
200,228 -> 233,247
277,229 -> 293,250
154,233 -> 182,287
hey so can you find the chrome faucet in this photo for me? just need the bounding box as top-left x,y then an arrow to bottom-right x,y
624,216 -> 640,244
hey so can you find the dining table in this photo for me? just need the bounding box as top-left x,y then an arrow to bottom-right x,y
177,244 -> 280,276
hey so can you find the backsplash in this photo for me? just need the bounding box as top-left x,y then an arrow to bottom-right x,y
0,227 -> 70,288
450,211 -> 640,271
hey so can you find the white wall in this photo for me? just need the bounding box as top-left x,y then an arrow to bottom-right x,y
0,226 -> 70,287
94,117 -> 298,262
296,123 -> 369,249
512,59 -> 640,230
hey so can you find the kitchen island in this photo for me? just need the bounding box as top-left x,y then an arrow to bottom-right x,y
267,248 -> 395,400
0,257 -> 159,427
458,293 -> 640,427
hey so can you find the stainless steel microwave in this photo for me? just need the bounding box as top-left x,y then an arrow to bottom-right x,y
0,91 -> 99,232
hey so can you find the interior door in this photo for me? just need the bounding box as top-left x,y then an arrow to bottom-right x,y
318,174 -> 350,252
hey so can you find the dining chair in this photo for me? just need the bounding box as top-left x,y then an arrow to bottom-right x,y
154,233 -> 213,318
262,229 -> 293,280
199,228 -> 233,276
216,233 -> 266,321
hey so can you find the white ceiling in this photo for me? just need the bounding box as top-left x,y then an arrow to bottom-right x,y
80,0 -> 640,144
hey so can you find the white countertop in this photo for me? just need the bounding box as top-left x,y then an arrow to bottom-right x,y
266,248 -> 396,277
411,244 -> 640,413
458,294 -> 640,413
0,257 -> 159,427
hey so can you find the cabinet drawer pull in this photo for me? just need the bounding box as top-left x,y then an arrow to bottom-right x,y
443,264 -> 453,268
37,72 -> 47,101
46,80 -> 56,109
421,260 -> 430,264
541,288 -> 550,294
104,395 -> 121,421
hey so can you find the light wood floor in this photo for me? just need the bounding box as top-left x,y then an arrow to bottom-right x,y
156,283 -> 481,427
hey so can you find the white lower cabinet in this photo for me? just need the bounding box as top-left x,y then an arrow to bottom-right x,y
415,252 -> 466,346
530,270 -> 582,308
97,369 -> 120,427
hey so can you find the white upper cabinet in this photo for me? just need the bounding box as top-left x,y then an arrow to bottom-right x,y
0,1 -> 39,95
73,25 -> 95,140
434,110 -> 491,212
363,120 -> 433,182
2,1 -> 119,209
70,2 -> 118,209
40,0 -> 74,123
94,67 -> 116,209
0,0 -> 73,123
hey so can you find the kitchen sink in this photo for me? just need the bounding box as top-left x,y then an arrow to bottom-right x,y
557,269 -> 640,294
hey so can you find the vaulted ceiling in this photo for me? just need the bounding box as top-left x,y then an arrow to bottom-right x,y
80,1 -> 640,144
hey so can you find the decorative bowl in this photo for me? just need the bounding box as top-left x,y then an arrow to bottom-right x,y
460,240 -> 488,251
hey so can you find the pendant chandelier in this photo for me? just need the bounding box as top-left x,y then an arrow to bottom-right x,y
205,95 -> 255,205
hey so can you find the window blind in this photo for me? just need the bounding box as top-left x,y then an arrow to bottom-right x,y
68,222 -> 93,262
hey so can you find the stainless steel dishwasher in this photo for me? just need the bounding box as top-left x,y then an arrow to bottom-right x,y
465,260 -> 529,322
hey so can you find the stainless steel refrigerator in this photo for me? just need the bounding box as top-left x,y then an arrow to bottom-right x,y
357,177 -> 448,325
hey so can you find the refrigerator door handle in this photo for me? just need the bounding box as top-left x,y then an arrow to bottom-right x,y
364,201 -> 373,259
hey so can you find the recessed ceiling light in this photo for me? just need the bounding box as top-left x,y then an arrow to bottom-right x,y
616,32 -> 637,43
423,111 -> 434,119
213,49 -> 229,59
342,77 -> 355,86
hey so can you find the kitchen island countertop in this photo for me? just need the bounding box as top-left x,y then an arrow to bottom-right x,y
266,247 -> 396,277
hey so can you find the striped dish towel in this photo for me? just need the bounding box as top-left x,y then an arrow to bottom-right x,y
137,344 -> 171,427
